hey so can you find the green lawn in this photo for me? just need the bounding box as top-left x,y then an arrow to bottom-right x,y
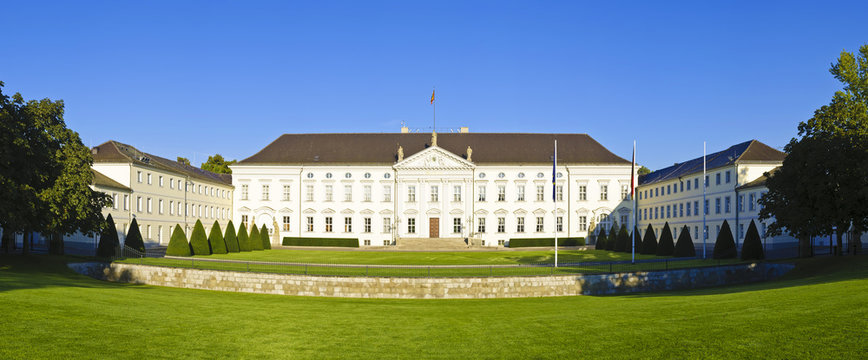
1,255 -> 866,359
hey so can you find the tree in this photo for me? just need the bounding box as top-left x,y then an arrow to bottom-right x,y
224,221 -> 240,252
674,225 -> 696,257
713,220 -> 737,259
637,166 -> 651,175
656,222 -> 675,256
595,227 -> 607,250
249,224 -> 262,251
631,226 -> 642,254
177,157 -> 191,166
96,214 -> 120,258
614,224 -> 628,252
237,223 -> 250,251
166,224 -> 191,257
640,224 -> 657,255
741,220 -> 765,260
189,220 -> 210,255
125,218 -> 145,253
1,228 -> 13,254
605,223 -> 618,251
209,221 -> 227,254
201,154 -> 236,174
260,224 -> 271,250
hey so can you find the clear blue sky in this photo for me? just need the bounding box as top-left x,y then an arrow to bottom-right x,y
2,1 -> 866,170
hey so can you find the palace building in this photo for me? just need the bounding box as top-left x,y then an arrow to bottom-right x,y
230,130 -> 636,247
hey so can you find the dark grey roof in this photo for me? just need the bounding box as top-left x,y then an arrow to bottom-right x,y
737,167 -> 781,190
92,141 -> 233,185
639,140 -> 785,186
237,133 -> 630,165
91,169 -> 131,191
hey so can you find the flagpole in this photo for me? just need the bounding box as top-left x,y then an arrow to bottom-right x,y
553,139 -> 558,268
702,141 -> 707,260
632,140 -> 636,264
432,87 -> 436,132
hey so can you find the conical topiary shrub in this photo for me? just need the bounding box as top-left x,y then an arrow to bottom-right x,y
189,220 -> 210,255
595,227 -> 607,250
209,221 -> 227,254
125,218 -> 145,253
615,224 -> 629,252
713,220 -> 737,259
674,225 -> 696,257
224,221 -> 239,253
249,224 -> 262,251
97,214 -> 121,258
605,224 -> 618,251
641,224 -> 657,255
237,223 -> 251,252
260,224 -> 271,250
631,226 -> 642,254
741,220 -> 765,260
656,222 -> 675,256
166,224 -> 191,256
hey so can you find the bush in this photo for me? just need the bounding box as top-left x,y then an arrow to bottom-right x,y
249,224 -> 263,251
124,218 -> 145,253
594,227 -> 607,250
224,221 -> 239,253
741,220 -> 765,260
713,220 -> 737,259
674,225 -> 696,257
631,226 -> 642,253
237,223 -> 251,251
656,222 -> 675,256
641,224 -> 657,255
189,220 -> 210,255
166,224 -> 191,256
260,224 -> 271,250
508,237 -> 585,248
209,221 -> 227,254
96,214 -> 120,258
282,237 -> 359,247
605,224 -> 618,251
615,225 -> 629,252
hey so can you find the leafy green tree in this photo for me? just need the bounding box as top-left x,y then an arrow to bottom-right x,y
637,166 -> 651,175
640,224 -> 657,255
125,218 -> 145,253
176,157 -> 191,166
209,221 -> 227,254
96,214 -> 120,258
224,221 -> 239,252
594,227 -> 607,250
674,225 -> 696,257
713,220 -> 737,259
1,228 -> 13,254
200,154 -> 236,174
249,224 -> 262,251
189,220 -> 210,255
614,224 -> 628,252
260,224 -> 271,250
741,220 -> 765,260
656,222 -> 674,256
166,225 -> 191,257
237,223 -> 251,251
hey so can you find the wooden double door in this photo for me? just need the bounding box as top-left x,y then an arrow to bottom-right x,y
429,217 -> 439,238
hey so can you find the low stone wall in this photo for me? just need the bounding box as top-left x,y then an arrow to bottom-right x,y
68,262 -> 794,299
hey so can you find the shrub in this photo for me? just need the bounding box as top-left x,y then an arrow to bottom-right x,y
124,218 -> 145,253
224,221 -> 239,253
595,227 -> 607,250
741,220 -> 765,260
96,214 -> 120,258
631,226 -> 642,253
166,224 -> 191,256
249,224 -> 262,251
282,237 -> 359,247
189,220 -> 210,255
209,221 -> 227,254
508,238 -> 586,247
641,224 -> 657,255
656,222 -> 675,256
260,224 -> 271,250
237,223 -> 250,251
713,220 -> 737,259
605,224 -> 618,251
674,225 -> 696,257
614,225 -> 629,252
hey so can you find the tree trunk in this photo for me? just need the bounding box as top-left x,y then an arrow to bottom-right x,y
836,228 -> 844,256
22,231 -> 30,254
48,232 -> 64,255
798,235 -> 812,258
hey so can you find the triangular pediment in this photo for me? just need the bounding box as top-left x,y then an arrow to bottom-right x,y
394,146 -> 475,170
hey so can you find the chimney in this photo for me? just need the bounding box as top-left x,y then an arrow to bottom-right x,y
400,126 -> 410,133
459,127 -> 469,133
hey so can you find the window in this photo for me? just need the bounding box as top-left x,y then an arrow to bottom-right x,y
517,185 -> 525,201
146,197 -> 153,213
704,225 -> 709,240
738,195 -> 744,212
283,185 -> 291,201
579,185 -> 587,200
169,201 -> 174,215
325,185 -> 333,201
407,186 -> 416,202
620,215 -> 628,227
453,218 -> 462,233
516,217 -> 525,233
715,198 -> 721,214
654,207 -> 658,219
716,225 -> 721,239
667,185 -> 671,195
655,188 -> 659,197
695,226 -> 699,240
325,217 -> 333,232
704,200 -> 709,215
497,185 -> 506,202
283,216 -> 291,231
158,199 -> 164,214
725,196 -> 731,213
556,185 -> 563,201
159,176 -> 163,187
478,186 -> 486,201
306,185 -> 314,201
579,216 -> 587,231
363,240 -> 371,246
705,176 -> 709,187
749,193 -> 756,211
430,185 -> 439,202
643,208 -> 647,220
621,185 -> 629,200
600,185 -> 608,200
694,201 -> 699,216
261,185 -> 269,200
687,180 -> 691,190
478,218 -> 486,233
686,202 -> 691,217
497,217 -> 506,233
383,217 -> 391,233
453,185 -> 461,202
536,217 -> 544,232
679,203 -> 684,217
344,185 -> 352,202
137,171 -> 142,183
726,170 -> 731,184
716,173 -> 721,185
147,173 -> 152,185
344,217 -> 352,232
407,218 -> 416,233
666,205 -> 671,218
178,203 -> 182,216
739,223 -> 744,239
241,184 -> 249,200
241,215 -> 248,227
364,217 -> 371,233
198,184 -> 202,194
111,193 -> 118,209
178,179 -> 182,190
306,217 -> 314,232
363,185 -> 372,202
383,240 -> 390,246
536,185 -> 545,201
557,216 -> 563,232
761,223 -> 767,238
498,240 -> 505,246
680,181 -> 684,192
383,186 -> 391,202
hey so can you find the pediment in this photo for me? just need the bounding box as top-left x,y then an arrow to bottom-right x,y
532,208 -> 547,215
341,208 -> 355,215
303,208 -> 317,214
379,209 -> 393,215
278,207 -> 293,213
360,209 -> 374,215
494,208 -> 508,215
255,206 -> 275,213
322,208 -> 336,214
449,208 -> 464,215
394,146 -> 475,170
238,206 -> 252,212
426,208 -> 441,215
475,209 -> 489,215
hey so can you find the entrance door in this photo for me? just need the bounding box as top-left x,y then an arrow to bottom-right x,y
429,218 -> 439,238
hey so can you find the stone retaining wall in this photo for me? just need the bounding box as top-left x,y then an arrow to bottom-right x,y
68,262 -> 794,299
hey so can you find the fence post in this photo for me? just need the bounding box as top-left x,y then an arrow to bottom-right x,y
304,264 -> 308,275
246,262 -> 250,272
427,266 -> 430,278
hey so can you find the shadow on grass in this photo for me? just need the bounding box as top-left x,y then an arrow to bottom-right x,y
0,254 -> 152,293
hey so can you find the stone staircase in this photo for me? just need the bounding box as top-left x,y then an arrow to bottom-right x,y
396,237 -> 476,251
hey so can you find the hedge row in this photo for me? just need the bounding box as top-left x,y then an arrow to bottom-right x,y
508,237 -> 586,248
282,237 -> 359,248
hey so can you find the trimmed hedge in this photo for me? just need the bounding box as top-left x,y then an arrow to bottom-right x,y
508,237 -> 585,248
249,224 -> 263,251
209,221 -> 227,254
614,225 -> 629,252
166,224 -> 191,257
605,224 -> 618,251
190,220 -> 210,255
237,223 -> 251,251
674,225 -> 696,257
224,221 -> 239,253
656,222 -> 675,256
713,219 -> 737,259
124,218 -> 145,253
260,224 -> 271,250
741,220 -> 764,260
641,224 -> 657,255
282,237 -> 360,248
594,227 -> 607,250
97,214 -> 120,258
631,226 -> 642,253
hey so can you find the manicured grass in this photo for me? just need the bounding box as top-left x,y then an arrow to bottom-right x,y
1,255 -> 866,359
